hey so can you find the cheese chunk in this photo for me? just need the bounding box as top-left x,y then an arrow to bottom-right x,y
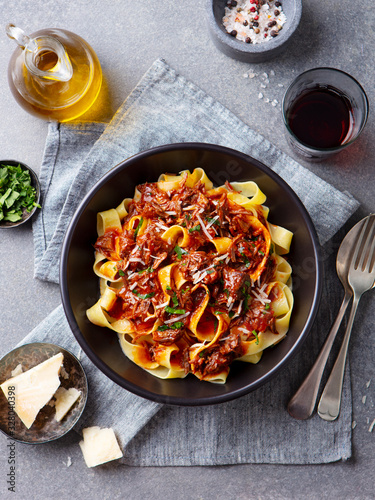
11,364 -> 23,377
79,426 -> 123,468
54,387 -> 81,422
0,353 -> 63,429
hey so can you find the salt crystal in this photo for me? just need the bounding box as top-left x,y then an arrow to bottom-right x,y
351,421 -> 357,429
265,98 -> 270,103
271,100 -> 278,107
270,70 -> 275,76
243,73 -> 249,78
65,456 -> 72,467
258,92 -> 263,99
262,72 -> 268,79
366,379 -> 371,388
278,83 -> 284,87
260,83 -> 267,89
369,418 -> 375,433
248,72 -> 257,79
362,395 -> 367,404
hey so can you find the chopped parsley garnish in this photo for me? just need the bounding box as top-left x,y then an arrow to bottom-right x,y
0,164 -> 41,222
206,216 -> 220,226
118,269 -> 125,277
165,306 -> 186,315
174,244 -> 188,260
170,291 -> 179,307
138,266 -> 153,274
132,290 -> 154,300
259,250 -> 265,256
133,217 -> 144,239
188,224 -> 201,233
157,321 -> 184,331
252,330 -> 260,345
229,311 -> 235,319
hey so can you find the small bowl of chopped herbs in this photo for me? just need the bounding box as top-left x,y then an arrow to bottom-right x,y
0,160 -> 41,228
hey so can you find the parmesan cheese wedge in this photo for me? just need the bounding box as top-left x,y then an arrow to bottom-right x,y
0,353 -> 63,429
54,387 -> 81,422
79,426 -> 123,467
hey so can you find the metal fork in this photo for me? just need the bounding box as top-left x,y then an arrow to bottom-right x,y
318,214 -> 375,421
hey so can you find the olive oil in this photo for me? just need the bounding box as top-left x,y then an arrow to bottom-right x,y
7,28 -> 102,122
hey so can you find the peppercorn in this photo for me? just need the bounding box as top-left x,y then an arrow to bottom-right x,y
243,20 -> 248,26
250,6 -> 256,12
268,20 -> 277,27
254,28 -> 260,34
245,37 -> 252,43
270,29 -> 278,37
253,21 -> 259,27
274,9 -> 280,15
275,1 -> 281,6
230,30 -> 237,37
227,0 -> 237,7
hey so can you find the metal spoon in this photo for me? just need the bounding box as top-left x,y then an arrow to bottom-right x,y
287,217 -> 367,420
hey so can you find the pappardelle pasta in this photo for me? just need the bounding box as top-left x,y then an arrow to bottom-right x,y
86,169 -> 294,383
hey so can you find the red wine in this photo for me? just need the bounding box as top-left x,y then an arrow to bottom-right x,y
287,87 -> 354,149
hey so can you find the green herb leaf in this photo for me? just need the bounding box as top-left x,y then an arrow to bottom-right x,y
133,217 -> 144,239
188,224 -> 201,233
132,290 -> 154,300
118,269 -> 125,277
165,306 -> 186,315
157,321 -> 184,331
252,330 -> 260,345
174,244 -> 187,260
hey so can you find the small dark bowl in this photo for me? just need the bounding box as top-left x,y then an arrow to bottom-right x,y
0,343 -> 88,444
0,160 -> 41,229
206,0 -> 302,63
60,143 -> 322,406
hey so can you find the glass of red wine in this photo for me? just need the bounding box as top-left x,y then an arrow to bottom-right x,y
282,68 -> 369,160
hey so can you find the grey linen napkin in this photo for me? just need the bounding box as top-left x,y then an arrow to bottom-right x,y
26,58 -> 359,465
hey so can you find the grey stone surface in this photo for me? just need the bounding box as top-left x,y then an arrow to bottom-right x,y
0,1 -> 374,499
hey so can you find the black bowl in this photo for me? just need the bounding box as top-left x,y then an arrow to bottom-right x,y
60,143 -> 322,405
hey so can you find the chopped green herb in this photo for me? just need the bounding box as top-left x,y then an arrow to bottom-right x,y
224,288 -> 229,298
0,164 -> 41,222
118,269 -> 125,277
157,321 -> 184,331
265,303 -> 270,310
206,269 -> 215,275
252,330 -> 260,344
166,285 -> 172,290
206,216 -> 220,226
229,311 -> 235,319
259,250 -> 265,256
174,244 -> 187,260
132,290 -> 155,300
172,293 -> 179,306
188,224 -> 201,233
138,266 -> 153,274
214,311 -> 224,315
165,306 -> 186,315
133,217 -> 144,239
199,351 -> 205,358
